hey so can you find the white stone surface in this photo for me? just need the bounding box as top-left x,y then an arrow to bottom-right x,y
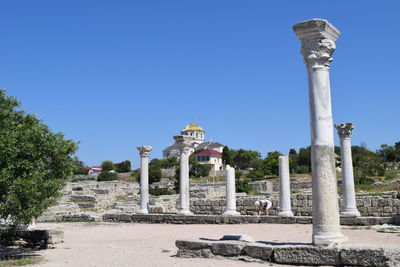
278,156 -> 294,217
137,146 -> 152,214
293,18 -> 347,246
223,165 -> 239,216
335,123 -> 361,217
174,135 -> 193,215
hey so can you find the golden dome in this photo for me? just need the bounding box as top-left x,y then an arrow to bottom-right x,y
182,123 -> 204,132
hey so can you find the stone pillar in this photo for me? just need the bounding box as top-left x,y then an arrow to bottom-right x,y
174,135 -> 193,215
335,123 -> 360,217
137,146 -> 152,214
293,19 -> 347,246
223,165 -> 239,216
278,156 -> 294,217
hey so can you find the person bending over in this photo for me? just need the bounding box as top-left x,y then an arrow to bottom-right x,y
255,199 -> 272,216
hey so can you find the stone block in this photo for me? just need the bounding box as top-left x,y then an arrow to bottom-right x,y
78,203 -> 95,209
274,245 -> 340,265
379,199 -> 388,207
211,241 -> 245,256
340,246 -> 400,267
363,197 -> 372,207
243,243 -> 273,261
70,195 -> 96,202
175,240 -> 212,250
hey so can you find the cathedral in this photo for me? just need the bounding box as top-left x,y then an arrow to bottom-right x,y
162,123 -> 225,173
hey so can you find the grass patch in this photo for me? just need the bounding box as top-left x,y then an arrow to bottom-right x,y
0,256 -> 43,266
355,184 -> 397,193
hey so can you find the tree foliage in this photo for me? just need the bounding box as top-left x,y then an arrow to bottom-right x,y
0,90 -> 78,224
101,160 -> 114,171
115,160 -> 131,173
149,165 -> 162,184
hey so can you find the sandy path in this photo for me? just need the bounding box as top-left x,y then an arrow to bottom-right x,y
33,222 -> 400,267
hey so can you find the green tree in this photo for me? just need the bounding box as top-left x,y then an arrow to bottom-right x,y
196,164 -> 212,177
352,146 -> 384,184
222,146 -> 233,166
0,90 -> 78,224
262,151 -> 283,176
161,157 -> 179,168
233,149 -> 261,170
101,160 -> 114,171
72,158 -> 88,175
149,165 -> 162,184
115,160 -> 131,173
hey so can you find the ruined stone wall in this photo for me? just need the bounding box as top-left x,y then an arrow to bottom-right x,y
40,181 -> 400,222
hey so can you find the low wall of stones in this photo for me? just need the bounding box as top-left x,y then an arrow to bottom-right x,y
40,181 -> 400,223
190,193 -> 400,217
103,214 -> 400,226
0,228 -> 63,249
175,239 -> 400,267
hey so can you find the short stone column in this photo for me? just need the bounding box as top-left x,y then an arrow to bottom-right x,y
223,165 -> 239,216
335,123 -> 360,217
293,19 -> 347,246
278,156 -> 294,217
174,135 -> 193,215
137,146 -> 152,214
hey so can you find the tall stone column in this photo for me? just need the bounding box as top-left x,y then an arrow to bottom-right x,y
293,19 -> 347,246
174,135 -> 193,215
335,123 -> 360,217
137,146 -> 152,214
223,165 -> 239,216
278,156 -> 294,217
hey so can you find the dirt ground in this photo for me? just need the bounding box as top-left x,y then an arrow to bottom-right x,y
32,222 -> 400,267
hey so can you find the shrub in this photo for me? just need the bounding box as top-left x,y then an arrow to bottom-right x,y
149,186 -> 172,196
236,179 -> 252,194
248,170 -> 265,181
97,172 -> 117,181
235,171 -> 243,179
149,165 -> 162,184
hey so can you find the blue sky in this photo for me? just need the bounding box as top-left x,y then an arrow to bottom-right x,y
1,1 -> 399,168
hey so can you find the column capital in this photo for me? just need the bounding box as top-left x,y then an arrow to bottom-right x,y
137,145 -> 153,158
335,123 -> 355,138
293,19 -> 340,70
173,135 -> 194,154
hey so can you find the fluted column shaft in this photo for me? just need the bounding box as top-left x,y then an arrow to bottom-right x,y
293,19 -> 347,246
336,123 -> 360,217
137,146 -> 152,214
223,165 -> 239,216
278,156 -> 294,217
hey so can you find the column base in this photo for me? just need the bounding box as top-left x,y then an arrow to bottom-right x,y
222,210 -> 240,216
138,209 -> 149,215
177,209 -> 193,215
278,210 -> 294,217
313,231 -> 348,246
340,209 -> 361,218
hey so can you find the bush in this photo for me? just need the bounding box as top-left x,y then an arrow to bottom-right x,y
197,164 -> 212,177
236,179 -> 252,194
97,172 -> 117,181
384,170 -> 399,180
248,170 -> 265,181
149,165 -> 162,184
149,186 -> 172,196
235,171 -> 243,179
